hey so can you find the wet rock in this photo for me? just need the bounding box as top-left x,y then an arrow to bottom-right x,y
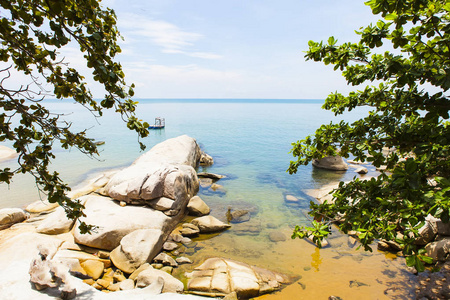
180,223 -> 200,237
153,252 -> 178,267
349,280 -> 369,288
187,258 -> 292,298
163,241 -> 178,251
228,210 -> 251,224
197,172 -> 225,180
191,215 -> 231,233
312,156 -> 348,171
199,152 -> 214,166
269,231 -> 287,242
284,195 -> 299,204
234,223 -> 262,236
187,196 -> 210,216
199,177 -> 213,188
176,257 -> 192,265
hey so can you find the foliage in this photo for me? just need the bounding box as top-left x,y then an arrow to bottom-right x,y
289,0 -> 450,271
0,0 -> 149,233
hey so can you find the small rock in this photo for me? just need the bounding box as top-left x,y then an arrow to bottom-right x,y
113,270 -> 126,282
153,252 -> 178,267
176,257 -> 192,265
0,208 -> 29,229
80,260 -> 104,280
136,268 -> 184,293
163,241 -> 178,251
129,263 -> 152,281
269,232 -> 287,242
199,152 -> 214,166
187,196 -> 210,216
284,195 -> 299,203
191,215 -> 231,233
228,210 -> 251,223
180,223 -> 200,237
160,266 -> 173,274
169,233 -> 183,243
355,167 -> 368,174
119,279 -> 135,290
349,280 -> 369,288
197,172 -> 225,180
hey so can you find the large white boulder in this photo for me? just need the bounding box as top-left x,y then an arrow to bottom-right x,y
0,208 -> 29,230
72,195 -> 170,250
105,135 -> 200,203
312,156 -> 348,171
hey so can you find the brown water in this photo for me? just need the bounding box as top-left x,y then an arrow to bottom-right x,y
173,210 -> 417,300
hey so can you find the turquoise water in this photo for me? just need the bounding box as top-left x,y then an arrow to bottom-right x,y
0,99 -> 416,298
0,99 -> 369,209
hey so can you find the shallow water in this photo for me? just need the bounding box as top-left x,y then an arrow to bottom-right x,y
0,99 -> 417,298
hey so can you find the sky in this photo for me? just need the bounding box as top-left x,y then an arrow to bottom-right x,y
12,0 -> 383,99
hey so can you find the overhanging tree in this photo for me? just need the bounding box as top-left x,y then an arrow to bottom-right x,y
289,0 -> 449,271
0,0 -> 149,232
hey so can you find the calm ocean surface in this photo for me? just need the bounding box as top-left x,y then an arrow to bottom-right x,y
0,99 -> 416,298
0,99 -> 369,210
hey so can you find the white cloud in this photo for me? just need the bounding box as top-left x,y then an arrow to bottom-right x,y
119,14 -> 221,59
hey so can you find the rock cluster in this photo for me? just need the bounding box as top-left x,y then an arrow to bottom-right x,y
0,135 -> 291,299
186,258 -> 293,298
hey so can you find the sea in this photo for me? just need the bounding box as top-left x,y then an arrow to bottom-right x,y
0,99 -> 416,299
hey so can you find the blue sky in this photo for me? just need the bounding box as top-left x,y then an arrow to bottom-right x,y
87,0 -> 381,99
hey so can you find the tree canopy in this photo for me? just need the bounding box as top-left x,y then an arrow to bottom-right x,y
0,0 -> 149,232
289,0 -> 450,271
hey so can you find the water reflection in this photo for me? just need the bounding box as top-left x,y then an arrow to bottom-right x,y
311,247 -> 323,272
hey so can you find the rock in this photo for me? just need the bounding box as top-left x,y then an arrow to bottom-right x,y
36,206 -> 75,235
284,195 -> 299,204
199,178 -> 213,188
426,215 -> 450,236
135,267 -> 184,293
160,266 -> 173,274
210,183 -> 224,191
105,135 -> 200,203
176,257 -> 192,265
187,196 -> 210,216
269,232 -> 286,242
228,210 -> 250,224
180,223 -> 200,237
163,241 -> 179,251
191,216 -> 231,233
223,292 -> 238,300
25,200 -> 59,213
129,263 -> 152,280
187,258 -> 291,298
312,156 -> 348,171
169,233 -> 183,243
119,279 -> 135,290
199,152 -> 214,166
197,172 -> 225,180
153,252 -> 178,267
416,220 -> 438,245
425,238 -> 450,261
307,235 -> 329,248
234,223 -> 262,236
0,145 -> 17,161
113,270 -> 126,282
110,228 -> 165,274
147,197 -> 175,211
355,167 -> 368,174
0,208 -> 29,229
73,194 -> 170,250
80,260 -> 104,280
378,240 -> 391,251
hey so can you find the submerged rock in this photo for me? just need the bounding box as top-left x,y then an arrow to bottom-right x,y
187,258 -> 292,298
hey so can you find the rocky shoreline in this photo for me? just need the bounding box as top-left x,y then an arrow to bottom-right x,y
0,136 -> 294,299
